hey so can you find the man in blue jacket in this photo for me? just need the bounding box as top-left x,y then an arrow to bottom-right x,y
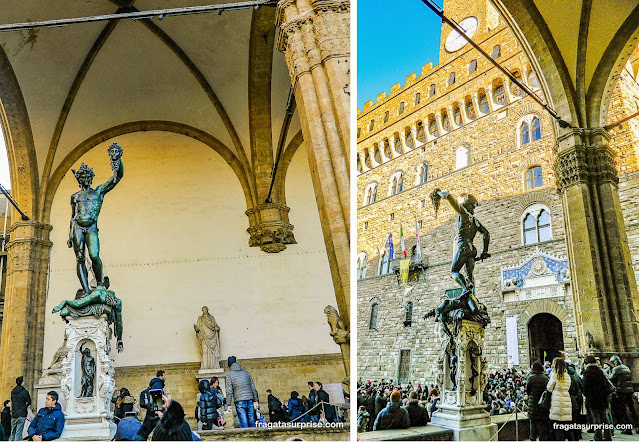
27,391 -> 65,441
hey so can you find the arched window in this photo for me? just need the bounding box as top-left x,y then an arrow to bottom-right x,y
524,166 -> 543,190
519,114 -> 542,146
522,205 -> 552,245
456,145 -> 470,169
391,172 -> 404,195
468,59 -> 477,74
491,45 -> 501,59
442,112 -> 451,132
399,102 -> 405,114
369,303 -> 378,329
365,183 -> 378,205
520,122 -> 530,145
384,111 -> 389,123
429,84 -> 436,96
416,122 -> 425,143
531,117 -> 541,141
356,156 -> 362,173
369,119 -> 375,131
379,250 -> 391,275
404,302 -> 413,327
415,92 -> 421,105
384,139 -> 392,159
419,163 -> 428,184
448,72 -> 456,86
357,252 -> 368,279
357,127 -> 361,138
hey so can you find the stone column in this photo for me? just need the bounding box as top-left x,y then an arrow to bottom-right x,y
369,146 -> 381,168
447,106 -> 458,130
435,113 -> 445,135
0,221 -> 52,397
276,0 -> 350,328
399,130 -> 410,152
358,152 -> 370,173
471,93 -> 481,118
412,123 -> 424,147
555,128 -> 639,373
484,88 -> 495,113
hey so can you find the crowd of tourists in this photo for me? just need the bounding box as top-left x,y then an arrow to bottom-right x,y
1,356 -> 343,441
357,354 -> 639,441
355,379 -> 440,431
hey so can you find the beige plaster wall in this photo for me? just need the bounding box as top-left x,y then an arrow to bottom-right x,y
43,130 -> 336,368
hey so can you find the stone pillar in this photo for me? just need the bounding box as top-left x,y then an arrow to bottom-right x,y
369,146 -> 381,168
435,113 -> 445,135
276,0 -> 350,327
59,316 -> 116,439
484,88 -> 495,113
431,320 -> 497,441
0,221 -> 52,399
555,128 -> 639,373
389,135 -> 399,158
412,123 -> 424,147
447,106 -> 458,130
399,130 -> 410,152
471,93 -> 481,118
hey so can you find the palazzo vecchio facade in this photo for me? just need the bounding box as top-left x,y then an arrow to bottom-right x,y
356,0 -> 639,384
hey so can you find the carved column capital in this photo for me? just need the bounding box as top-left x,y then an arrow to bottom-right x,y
245,203 -> 296,253
554,145 -> 589,193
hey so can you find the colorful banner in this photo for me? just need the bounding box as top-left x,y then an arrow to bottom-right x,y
400,258 -> 410,286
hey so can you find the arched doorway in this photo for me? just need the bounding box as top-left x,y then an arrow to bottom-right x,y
528,313 -> 564,365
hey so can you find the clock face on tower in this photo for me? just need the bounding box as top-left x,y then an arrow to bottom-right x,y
445,16 -> 478,52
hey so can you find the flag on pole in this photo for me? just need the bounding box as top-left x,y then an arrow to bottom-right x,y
415,219 -> 422,260
400,223 -> 407,258
385,232 -> 394,260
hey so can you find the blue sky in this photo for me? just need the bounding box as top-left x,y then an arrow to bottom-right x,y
357,0 -> 444,110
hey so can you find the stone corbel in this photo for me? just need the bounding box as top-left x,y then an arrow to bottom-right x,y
246,203 -> 296,253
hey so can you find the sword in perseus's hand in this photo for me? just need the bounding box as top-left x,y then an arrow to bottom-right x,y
108,143 -> 123,178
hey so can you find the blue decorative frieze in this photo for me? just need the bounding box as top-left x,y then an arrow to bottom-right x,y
501,247 -> 569,292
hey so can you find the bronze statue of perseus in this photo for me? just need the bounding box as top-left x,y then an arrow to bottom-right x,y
425,189 -> 491,337
68,143 -> 123,296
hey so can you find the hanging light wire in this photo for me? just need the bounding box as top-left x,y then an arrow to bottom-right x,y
0,0 -> 277,33
420,0 -> 573,129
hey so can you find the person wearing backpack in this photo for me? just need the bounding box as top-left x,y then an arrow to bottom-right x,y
133,370 -> 166,441
197,380 -> 218,430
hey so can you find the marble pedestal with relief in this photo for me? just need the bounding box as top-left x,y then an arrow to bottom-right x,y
431,320 -> 497,441
57,315 -> 117,440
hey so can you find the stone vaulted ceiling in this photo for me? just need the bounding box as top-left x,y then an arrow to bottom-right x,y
0,0 -> 301,221
495,0 -> 639,128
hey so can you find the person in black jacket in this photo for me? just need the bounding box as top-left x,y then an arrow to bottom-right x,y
374,389 -> 388,421
10,376 -> 31,441
610,355 -> 638,435
314,382 -> 336,423
582,356 -> 612,441
266,390 -> 285,423
373,391 -> 410,431
364,388 -> 376,431
1,400 -> 11,441
197,380 -> 218,430
403,391 -> 429,427
307,382 -> 319,423
526,361 -> 550,441
151,399 -> 192,441
133,370 -> 166,441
